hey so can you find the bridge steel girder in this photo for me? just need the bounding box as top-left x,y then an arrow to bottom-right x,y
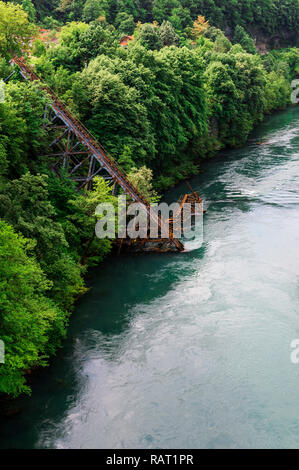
11,57 -> 184,252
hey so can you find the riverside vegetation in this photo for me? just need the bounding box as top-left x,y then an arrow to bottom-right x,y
0,0 -> 298,397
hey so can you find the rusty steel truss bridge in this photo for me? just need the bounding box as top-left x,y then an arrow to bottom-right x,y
10,57 -> 196,252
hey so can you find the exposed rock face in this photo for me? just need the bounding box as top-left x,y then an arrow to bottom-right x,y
249,26 -> 298,52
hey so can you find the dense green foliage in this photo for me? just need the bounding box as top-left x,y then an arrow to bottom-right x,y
0,0 -> 36,58
33,17 -> 297,187
0,0 -> 298,397
0,219 -> 66,396
15,0 -> 298,47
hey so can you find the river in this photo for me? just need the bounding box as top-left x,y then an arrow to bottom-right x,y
1,106 -> 299,449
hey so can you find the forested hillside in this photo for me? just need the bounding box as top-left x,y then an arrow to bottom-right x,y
0,0 -> 298,398
28,0 -> 299,48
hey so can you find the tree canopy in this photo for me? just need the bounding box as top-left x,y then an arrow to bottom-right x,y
0,1 -> 36,59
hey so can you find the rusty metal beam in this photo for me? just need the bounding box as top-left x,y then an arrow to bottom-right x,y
12,57 -> 185,252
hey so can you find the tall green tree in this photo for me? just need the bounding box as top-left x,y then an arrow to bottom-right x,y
0,173 -> 85,309
0,220 -> 66,397
74,54 -> 156,162
22,0 -> 36,22
159,20 -> 179,46
0,81 -> 48,179
82,0 -> 107,22
0,1 -> 36,59
67,177 -> 117,266
137,23 -> 163,50
233,25 -> 256,54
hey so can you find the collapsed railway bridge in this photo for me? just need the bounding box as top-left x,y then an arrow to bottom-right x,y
10,58 -> 202,253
